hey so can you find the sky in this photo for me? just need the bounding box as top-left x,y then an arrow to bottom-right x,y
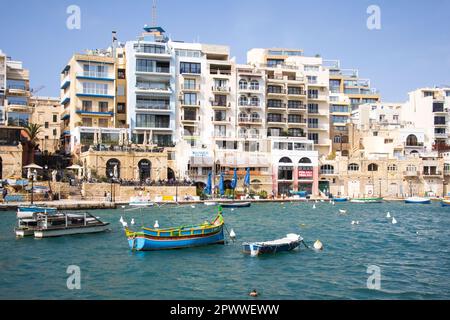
0,0 -> 449,101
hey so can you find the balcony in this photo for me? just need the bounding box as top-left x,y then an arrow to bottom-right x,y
267,117 -> 285,125
308,124 -> 329,131
287,89 -> 306,96
212,86 -> 231,93
308,94 -> 327,101
77,72 -> 114,81
135,85 -> 172,95
287,118 -> 307,126
404,142 -> 424,148
287,104 -> 306,112
239,85 -> 261,92
181,84 -> 201,92
136,66 -> 170,75
211,101 -> 230,109
238,102 -> 261,109
267,103 -> 286,111
134,46 -> 171,57
403,171 -> 419,177
181,100 -> 201,108
7,84 -> 28,95
76,109 -> 113,117
267,88 -> 286,97
422,171 -> 442,177
238,117 -> 263,125
136,103 -> 171,112
181,115 -> 199,123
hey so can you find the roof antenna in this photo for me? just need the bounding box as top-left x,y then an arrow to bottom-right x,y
152,0 -> 157,26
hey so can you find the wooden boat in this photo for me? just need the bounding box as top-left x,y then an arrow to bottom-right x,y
219,202 -> 251,208
441,199 -> 450,207
333,197 -> 348,202
129,196 -> 154,207
405,197 -> 431,204
17,206 -> 57,219
125,213 -> 225,251
350,197 -> 383,203
242,234 -> 303,256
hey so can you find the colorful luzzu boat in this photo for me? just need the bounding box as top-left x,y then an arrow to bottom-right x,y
125,212 -> 225,251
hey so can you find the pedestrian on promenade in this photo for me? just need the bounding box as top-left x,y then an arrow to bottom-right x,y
2,188 -> 7,202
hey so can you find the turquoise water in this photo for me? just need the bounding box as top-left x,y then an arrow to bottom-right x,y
0,202 -> 449,300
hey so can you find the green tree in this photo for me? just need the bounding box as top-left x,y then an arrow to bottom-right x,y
23,123 -> 43,164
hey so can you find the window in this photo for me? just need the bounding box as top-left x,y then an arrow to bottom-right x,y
214,111 -> 226,122
52,114 -> 57,123
99,101 -> 109,113
117,69 -> 126,79
267,113 -> 283,123
83,64 -> 107,77
53,129 -> 57,136
136,114 -> 170,128
239,96 -> 248,106
308,133 -> 319,144
180,62 -> 201,74
82,101 -> 92,112
250,80 -> 259,90
117,85 -> 125,96
288,101 -> 303,109
239,80 -> 248,90
307,76 -> 317,84
348,163 -> 359,172
406,134 -> 418,146
251,96 -> 260,106
308,118 -> 319,128
288,128 -> 304,137
320,165 -> 335,175
98,119 -> 109,127
268,85 -> 283,94
268,100 -> 283,108
434,116 -> 446,125
82,82 -> 108,95
368,163 -> 378,172
44,122 -> 49,129
279,157 -> 293,163
444,163 -> 450,172
183,79 -> 196,90
136,59 -> 170,73
183,93 -> 197,105
299,157 -> 312,164
308,89 -> 318,99
117,103 -> 126,114
387,164 -> 397,172
214,125 -> 226,137
214,95 -> 227,106
82,118 -> 92,127
308,103 -> 319,113
134,44 -> 166,54
424,91 -> 434,97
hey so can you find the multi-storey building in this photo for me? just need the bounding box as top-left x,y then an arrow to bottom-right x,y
60,50 -> 119,156
247,48 -> 331,157
30,96 -> 62,154
403,87 -> 450,154
4,54 -> 31,127
0,50 -> 6,125
0,125 -> 23,179
322,60 -> 380,157
125,26 -> 175,148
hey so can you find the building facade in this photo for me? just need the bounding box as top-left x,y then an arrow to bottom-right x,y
30,96 -> 62,154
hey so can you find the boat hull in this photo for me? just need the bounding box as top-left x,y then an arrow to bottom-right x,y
333,198 -> 348,202
350,198 -> 383,203
220,202 -> 251,208
242,241 -> 301,256
405,198 -> 431,204
15,228 -> 35,238
442,200 -> 450,207
128,227 -> 225,251
34,224 -> 110,238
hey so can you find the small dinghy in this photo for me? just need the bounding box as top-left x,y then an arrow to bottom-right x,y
220,202 -> 251,208
441,199 -> 450,207
333,197 -> 348,203
405,197 -> 431,204
242,234 -> 303,256
129,197 -> 154,207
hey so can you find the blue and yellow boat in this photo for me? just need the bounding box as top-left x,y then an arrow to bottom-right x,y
125,212 -> 225,251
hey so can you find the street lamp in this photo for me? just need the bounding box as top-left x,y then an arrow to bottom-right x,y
109,172 -> 114,203
30,169 -> 37,205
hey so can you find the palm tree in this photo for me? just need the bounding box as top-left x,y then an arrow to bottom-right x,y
23,123 -> 43,165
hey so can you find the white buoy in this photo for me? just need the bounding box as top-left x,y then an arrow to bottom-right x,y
313,240 -> 323,251
312,204 -> 316,209
392,217 -> 398,224
231,208 -> 235,212
386,212 -> 391,218
154,220 -> 160,228
131,218 -> 135,225
230,229 -> 236,239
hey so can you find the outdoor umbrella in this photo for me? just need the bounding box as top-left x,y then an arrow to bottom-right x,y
244,167 -> 251,187
218,172 -> 225,196
204,172 -> 212,195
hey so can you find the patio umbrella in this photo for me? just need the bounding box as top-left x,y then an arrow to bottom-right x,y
93,131 -> 98,145
23,163 -> 43,170
218,172 -> 225,196
143,131 -> 147,146
244,167 -> 251,187
66,164 -> 82,170
113,165 -> 119,179
97,131 -> 102,145
231,168 -> 238,189
204,172 -> 212,195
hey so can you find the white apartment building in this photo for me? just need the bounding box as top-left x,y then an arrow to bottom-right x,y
403,87 -> 450,153
0,50 -> 6,124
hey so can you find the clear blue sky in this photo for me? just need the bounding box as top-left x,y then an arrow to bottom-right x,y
1,0 -> 449,101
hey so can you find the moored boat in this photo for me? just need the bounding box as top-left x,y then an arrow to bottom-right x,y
204,201 -> 218,206
350,197 -> 383,203
125,212 -> 225,251
129,196 -> 154,207
441,199 -> 450,207
242,234 -> 303,256
219,202 -> 251,208
17,206 -> 57,219
405,197 -> 431,204
333,197 -> 348,202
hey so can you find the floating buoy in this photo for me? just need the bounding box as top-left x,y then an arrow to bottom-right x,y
300,224 -> 306,227
231,208 -> 235,212
154,220 -> 160,228
131,218 -> 135,225
313,240 -> 323,250
392,217 -> 398,224
386,212 -> 391,218
230,229 -> 236,239
249,290 -> 259,297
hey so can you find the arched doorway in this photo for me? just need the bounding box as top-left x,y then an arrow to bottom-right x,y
106,159 -> 121,179
167,168 -> 175,180
138,159 -> 152,181
406,134 -> 418,146
0,157 -> 2,180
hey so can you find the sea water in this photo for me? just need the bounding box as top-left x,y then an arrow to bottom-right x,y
0,202 -> 449,300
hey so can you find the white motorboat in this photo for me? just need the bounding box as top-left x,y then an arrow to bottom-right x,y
129,197 -> 154,207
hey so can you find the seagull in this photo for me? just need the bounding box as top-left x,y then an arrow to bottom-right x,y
312,204 -> 316,209
191,205 -> 196,209
231,209 -> 235,212
339,209 -> 347,214
131,218 -> 135,225
392,217 -> 398,224
154,220 -> 160,228
352,221 -> 356,225
121,221 -> 128,228
313,240 -> 323,250
386,212 -> 391,218
119,216 -> 124,224
230,229 -> 236,239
